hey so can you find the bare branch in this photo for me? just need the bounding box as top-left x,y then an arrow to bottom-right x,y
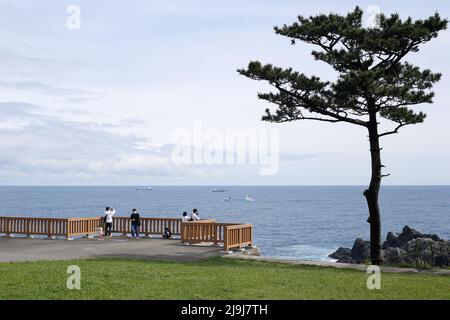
297,116 -> 341,123
378,123 -> 407,137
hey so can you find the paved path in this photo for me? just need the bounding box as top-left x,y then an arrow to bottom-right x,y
225,254 -> 450,276
0,236 -> 223,263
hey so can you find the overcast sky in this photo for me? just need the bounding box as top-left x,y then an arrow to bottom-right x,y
0,0 -> 449,185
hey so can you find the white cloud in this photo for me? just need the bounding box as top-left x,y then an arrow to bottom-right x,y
0,79 -> 99,99
0,102 -> 190,182
0,1 -> 449,184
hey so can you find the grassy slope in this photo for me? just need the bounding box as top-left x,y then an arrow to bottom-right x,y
0,257 -> 449,300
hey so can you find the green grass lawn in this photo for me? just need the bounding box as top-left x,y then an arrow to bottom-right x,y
0,257 -> 449,299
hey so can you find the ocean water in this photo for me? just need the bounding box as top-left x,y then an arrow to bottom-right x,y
0,186 -> 449,260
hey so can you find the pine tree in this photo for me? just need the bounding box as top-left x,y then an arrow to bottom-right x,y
238,7 -> 447,264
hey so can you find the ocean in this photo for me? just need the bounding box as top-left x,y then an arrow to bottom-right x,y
0,186 -> 449,260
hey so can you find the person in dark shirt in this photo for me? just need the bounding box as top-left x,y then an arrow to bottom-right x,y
163,227 -> 171,239
130,208 -> 140,238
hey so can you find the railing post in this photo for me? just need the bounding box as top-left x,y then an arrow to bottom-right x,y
6,217 -> 10,236
66,219 -> 70,240
48,219 -> 52,238
26,219 -> 31,237
239,228 -> 243,249
224,226 -> 229,251
85,219 -> 89,237
213,223 -> 218,245
181,223 -> 186,243
144,219 -> 149,238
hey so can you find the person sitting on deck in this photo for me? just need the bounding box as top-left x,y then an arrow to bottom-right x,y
190,208 -> 200,221
162,227 -> 171,239
130,208 -> 140,238
104,207 -> 115,238
181,211 -> 190,222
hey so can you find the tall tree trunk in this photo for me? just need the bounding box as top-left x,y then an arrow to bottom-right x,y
364,112 -> 384,265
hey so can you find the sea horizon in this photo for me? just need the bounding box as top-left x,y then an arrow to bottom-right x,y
1,185 -> 449,261
2,184 -> 450,187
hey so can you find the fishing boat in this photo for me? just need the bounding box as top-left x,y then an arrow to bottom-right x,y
136,186 -> 153,191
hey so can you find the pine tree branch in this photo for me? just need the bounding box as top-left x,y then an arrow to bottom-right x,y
378,123 -> 407,137
266,114 -> 342,124
274,85 -> 368,127
371,40 -> 419,71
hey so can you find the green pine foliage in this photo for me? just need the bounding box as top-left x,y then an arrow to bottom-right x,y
238,7 -> 447,134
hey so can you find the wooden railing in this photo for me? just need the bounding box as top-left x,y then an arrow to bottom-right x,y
0,216 -> 100,238
111,217 -> 182,236
224,223 -> 253,250
67,217 -> 102,237
0,216 -> 182,239
181,221 -> 253,250
181,220 -> 219,244
0,216 -> 254,250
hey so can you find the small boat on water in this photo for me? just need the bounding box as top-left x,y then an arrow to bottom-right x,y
245,194 -> 254,202
136,186 -> 153,191
223,195 -> 253,202
212,188 -> 227,192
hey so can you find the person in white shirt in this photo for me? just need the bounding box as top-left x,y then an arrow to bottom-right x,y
181,211 -> 190,222
104,207 -> 115,238
191,208 -> 200,221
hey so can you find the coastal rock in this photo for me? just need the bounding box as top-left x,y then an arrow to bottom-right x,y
351,238 -> 370,263
383,247 -> 404,265
382,231 -> 399,249
332,226 -> 449,268
384,225 -> 444,248
390,225 -> 422,248
329,247 -> 352,260
429,234 -> 444,242
336,256 -> 355,264
402,238 -> 450,267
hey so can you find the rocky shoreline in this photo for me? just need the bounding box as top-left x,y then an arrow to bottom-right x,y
329,226 -> 450,267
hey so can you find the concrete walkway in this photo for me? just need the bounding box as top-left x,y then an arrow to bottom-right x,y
225,254 -> 450,276
0,236 -> 223,263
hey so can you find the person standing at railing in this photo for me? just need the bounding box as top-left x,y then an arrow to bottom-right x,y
181,211 -> 190,222
191,208 -> 200,221
130,208 -> 141,238
104,207 -> 115,238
